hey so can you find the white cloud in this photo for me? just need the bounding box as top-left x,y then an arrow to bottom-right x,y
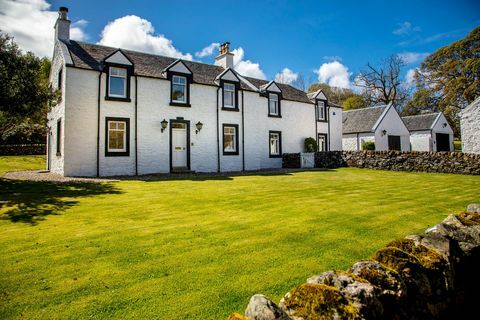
398,52 -> 429,64
404,68 -> 418,88
315,61 -> 352,89
98,15 -> 192,60
393,21 -> 421,36
231,47 -> 265,79
323,55 -> 343,62
0,0 -> 87,57
195,42 -> 220,58
274,68 -> 298,85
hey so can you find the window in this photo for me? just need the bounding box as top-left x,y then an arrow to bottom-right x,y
105,117 -> 130,156
223,82 -> 237,109
318,134 -> 327,152
223,124 -> 239,155
317,101 -> 326,121
58,68 -> 62,91
56,119 -> 61,156
108,67 -> 127,98
268,93 -> 279,116
172,75 -> 187,103
269,131 -> 282,157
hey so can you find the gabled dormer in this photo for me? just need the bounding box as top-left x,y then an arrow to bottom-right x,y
103,49 -> 134,102
163,59 -> 193,107
216,68 -> 241,111
308,89 -> 328,122
260,81 -> 282,118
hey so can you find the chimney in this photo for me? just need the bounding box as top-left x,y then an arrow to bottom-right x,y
215,42 -> 234,69
54,7 -> 70,41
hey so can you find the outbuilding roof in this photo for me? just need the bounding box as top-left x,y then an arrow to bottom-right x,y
402,113 -> 440,131
342,106 -> 387,134
62,40 -> 311,104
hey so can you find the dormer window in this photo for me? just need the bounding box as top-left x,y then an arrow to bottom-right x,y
108,67 -> 127,98
172,75 -> 187,103
224,83 -> 235,108
268,93 -> 280,117
221,81 -> 238,111
317,100 -> 327,121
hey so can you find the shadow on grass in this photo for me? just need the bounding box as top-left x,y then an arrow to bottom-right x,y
0,179 -> 121,225
119,168 -> 338,182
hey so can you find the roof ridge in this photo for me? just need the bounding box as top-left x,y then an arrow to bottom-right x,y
402,112 -> 439,118
342,105 -> 387,113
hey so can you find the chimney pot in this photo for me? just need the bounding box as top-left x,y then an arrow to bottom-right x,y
215,42 -> 234,69
55,7 -> 71,41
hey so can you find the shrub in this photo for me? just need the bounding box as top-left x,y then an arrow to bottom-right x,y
304,137 -> 318,152
362,141 -> 375,150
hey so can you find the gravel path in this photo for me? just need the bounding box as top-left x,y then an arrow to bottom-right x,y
3,168 -> 321,183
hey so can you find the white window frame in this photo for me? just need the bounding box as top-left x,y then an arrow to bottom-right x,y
107,120 -> 127,153
318,134 -> 327,152
223,125 -> 237,153
268,93 -> 279,116
223,83 -> 236,108
317,101 -> 326,121
108,67 -> 127,98
269,131 -> 281,157
172,75 -> 187,103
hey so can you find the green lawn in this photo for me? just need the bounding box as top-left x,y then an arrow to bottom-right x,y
0,156 -> 479,319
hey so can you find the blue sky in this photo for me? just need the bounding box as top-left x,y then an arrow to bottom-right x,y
1,0 -> 479,87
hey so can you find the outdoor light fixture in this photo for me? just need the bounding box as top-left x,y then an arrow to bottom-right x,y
443,122 -> 447,128
161,119 -> 168,132
196,121 -> 203,134
382,130 -> 387,136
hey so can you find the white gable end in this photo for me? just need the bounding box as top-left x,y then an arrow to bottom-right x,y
168,61 -> 192,74
316,91 -> 327,100
265,82 -> 281,93
218,69 -> 239,82
105,51 -> 133,66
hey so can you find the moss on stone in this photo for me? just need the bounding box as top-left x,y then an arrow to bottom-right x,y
352,264 -> 400,292
456,212 -> 480,226
373,247 -> 422,273
385,238 -> 446,271
227,313 -> 250,320
282,283 -> 358,320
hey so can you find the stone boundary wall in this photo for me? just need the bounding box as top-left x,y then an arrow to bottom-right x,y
229,204 -> 480,320
285,151 -> 480,175
0,144 -> 46,156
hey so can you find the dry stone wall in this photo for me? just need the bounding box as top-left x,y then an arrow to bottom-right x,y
229,204 -> 480,320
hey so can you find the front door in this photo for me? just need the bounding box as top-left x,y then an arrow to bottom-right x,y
318,134 -> 328,151
436,133 -> 450,151
171,122 -> 188,169
388,135 -> 401,151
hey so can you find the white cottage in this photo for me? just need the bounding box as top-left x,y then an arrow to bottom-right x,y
402,113 -> 454,151
46,7 -> 342,177
460,97 -> 480,154
342,104 -> 410,151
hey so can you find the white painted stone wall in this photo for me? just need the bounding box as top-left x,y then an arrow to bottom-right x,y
329,107 -> 343,151
54,65 -> 343,176
374,106 -> 410,151
342,134 -> 358,151
47,41 -> 66,175
461,98 -> 480,154
410,131 -> 431,151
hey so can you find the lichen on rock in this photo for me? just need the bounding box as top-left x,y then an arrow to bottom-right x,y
278,283 -> 359,320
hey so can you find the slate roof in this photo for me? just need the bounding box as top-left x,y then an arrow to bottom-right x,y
63,40 -> 311,104
402,113 -> 439,131
342,106 -> 387,134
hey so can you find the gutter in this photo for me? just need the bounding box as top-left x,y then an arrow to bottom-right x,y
96,71 -> 101,177
216,86 -> 221,173
241,90 -> 245,171
135,76 -> 138,175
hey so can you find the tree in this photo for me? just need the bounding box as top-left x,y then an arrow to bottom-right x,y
413,26 -> 480,136
354,55 -> 408,108
0,32 -> 57,144
307,83 -> 356,105
343,95 -> 368,110
401,88 -> 439,116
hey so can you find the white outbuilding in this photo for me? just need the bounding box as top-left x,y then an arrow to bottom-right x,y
402,112 -> 454,151
460,97 -> 480,154
342,104 -> 410,151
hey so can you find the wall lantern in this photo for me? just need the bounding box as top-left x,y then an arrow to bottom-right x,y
196,121 -> 203,134
382,129 -> 387,136
443,122 -> 447,128
161,119 -> 168,132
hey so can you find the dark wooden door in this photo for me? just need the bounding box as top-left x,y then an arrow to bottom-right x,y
388,135 -> 401,151
436,133 -> 450,151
